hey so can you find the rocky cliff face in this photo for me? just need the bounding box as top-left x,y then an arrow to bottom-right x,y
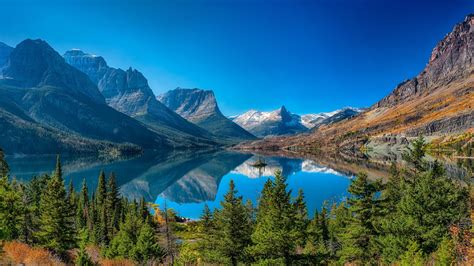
377,14 -> 474,108
158,88 -> 219,123
64,50 -> 218,147
158,88 -> 256,143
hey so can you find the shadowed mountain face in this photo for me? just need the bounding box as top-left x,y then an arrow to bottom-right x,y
0,39 -> 165,154
0,42 -> 13,69
158,88 -> 256,144
64,50 -> 218,148
238,15 -> 474,152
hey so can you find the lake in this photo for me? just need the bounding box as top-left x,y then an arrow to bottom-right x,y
5,149 -> 472,219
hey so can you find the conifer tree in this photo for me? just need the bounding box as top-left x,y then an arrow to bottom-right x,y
293,189 -> 308,248
132,221 -> 164,263
251,171 -> 297,264
200,204 -> 213,234
214,180 -> 252,265
96,170 -> 107,207
106,172 -> 120,237
338,172 -> 382,264
36,156 -> 75,254
0,147 -> 9,177
76,179 -> 89,231
0,176 -> 24,241
76,229 -> 94,266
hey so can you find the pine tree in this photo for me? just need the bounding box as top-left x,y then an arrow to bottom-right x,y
36,156 -> 75,254
76,229 -> 94,266
96,170 -> 107,208
293,189 -> 308,248
378,138 -> 469,263
214,180 -> 252,265
0,176 -> 24,241
106,172 -> 120,238
338,172 -> 382,264
251,170 -> 297,264
0,147 -> 10,177
402,136 -> 427,172
200,204 -> 213,234
76,179 -> 89,231
132,222 -> 164,263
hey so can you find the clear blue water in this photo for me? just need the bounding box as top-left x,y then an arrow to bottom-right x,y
6,150 -> 352,219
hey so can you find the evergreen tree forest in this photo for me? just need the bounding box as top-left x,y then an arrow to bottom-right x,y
0,137 -> 471,265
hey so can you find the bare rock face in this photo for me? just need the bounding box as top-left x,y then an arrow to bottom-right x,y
158,88 -> 256,143
158,88 -> 219,123
377,14 -> 474,108
64,50 -> 217,146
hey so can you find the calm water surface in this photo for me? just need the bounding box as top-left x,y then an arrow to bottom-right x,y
6,149 -> 470,219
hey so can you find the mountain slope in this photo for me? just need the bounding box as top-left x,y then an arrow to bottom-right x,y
237,14 -> 474,151
301,107 -> 364,129
158,88 -> 256,143
232,106 -> 308,137
0,42 -> 13,68
64,50 -> 218,148
0,39 -> 166,154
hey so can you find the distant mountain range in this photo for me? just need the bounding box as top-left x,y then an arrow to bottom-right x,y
232,106 -> 363,137
0,39 -> 162,154
1,14 -> 471,155
237,14 -> 474,152
0,39 -> 256,154
158,88 -> 256,143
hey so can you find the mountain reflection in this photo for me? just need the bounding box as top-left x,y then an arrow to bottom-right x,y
6,148 -> 471,208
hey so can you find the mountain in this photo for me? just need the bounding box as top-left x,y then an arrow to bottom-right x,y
236,14 -> 474,152
0,42 -> 13,69
157,88 -> 256,143
64,50 -> 218,148
300,107 -> 364,129
0,39 -> 166,154
232,106 -> 307,137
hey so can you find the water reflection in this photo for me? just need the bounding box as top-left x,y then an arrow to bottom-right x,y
6,148 -> 472,219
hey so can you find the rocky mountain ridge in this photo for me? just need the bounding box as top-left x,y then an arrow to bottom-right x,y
64,49 -> 218,148
236,14 -> 474,152
158,88 -> 256,143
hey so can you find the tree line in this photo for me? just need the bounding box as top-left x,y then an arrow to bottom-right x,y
0,137 -> 471,265
182,137 -> 470,265
0,151 -> 165,264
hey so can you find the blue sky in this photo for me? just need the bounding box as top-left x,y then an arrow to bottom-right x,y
0,0 -> 472,115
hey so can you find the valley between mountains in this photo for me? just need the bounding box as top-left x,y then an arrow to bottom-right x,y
0,15 -> 473,157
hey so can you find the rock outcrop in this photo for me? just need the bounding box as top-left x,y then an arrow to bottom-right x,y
158,88 -> 256,143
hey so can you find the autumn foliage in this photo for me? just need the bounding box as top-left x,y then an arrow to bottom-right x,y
3,241 -> 60,265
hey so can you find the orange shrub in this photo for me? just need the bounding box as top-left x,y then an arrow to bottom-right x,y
3,241 -> 30,263
2,241 -> 62,265
100,258 -> 136,266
